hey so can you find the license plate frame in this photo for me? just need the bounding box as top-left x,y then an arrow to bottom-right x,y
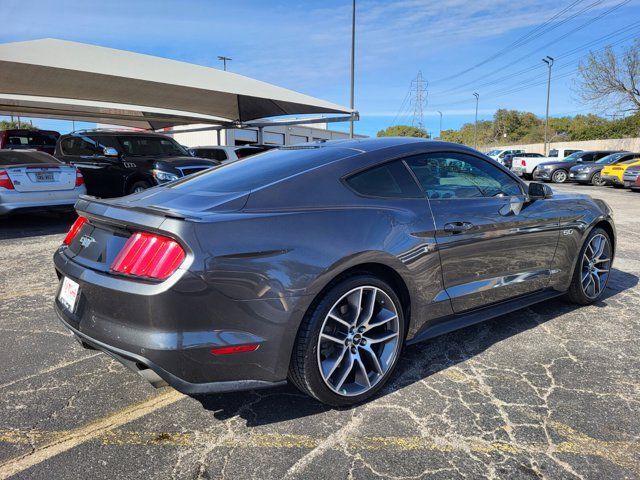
58,277 -> 80,313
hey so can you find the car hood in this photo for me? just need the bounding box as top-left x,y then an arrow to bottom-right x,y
152,156 -> 218,168
538,160 -> 573,168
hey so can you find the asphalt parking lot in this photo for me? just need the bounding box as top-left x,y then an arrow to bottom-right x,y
0,183 -> 638,480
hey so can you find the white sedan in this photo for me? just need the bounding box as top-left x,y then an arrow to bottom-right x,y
0,149 -> 86,215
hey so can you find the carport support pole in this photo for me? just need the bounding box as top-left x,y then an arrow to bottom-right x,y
543,56 -> 554,156
349,0 -> 356,138
258,126 -> 264,145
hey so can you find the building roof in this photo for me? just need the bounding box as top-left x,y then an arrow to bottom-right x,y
0,39 -> 353,130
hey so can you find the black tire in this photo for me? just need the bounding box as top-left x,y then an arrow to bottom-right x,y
289,274 -> 406,407
591,172 -> 605,186
565,227 -> 612,305
552,169 -> 568,183
128,180 -> 151,194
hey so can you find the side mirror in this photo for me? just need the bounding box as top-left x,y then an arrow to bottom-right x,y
528,182 -> 553,200
103,147 -> 119,157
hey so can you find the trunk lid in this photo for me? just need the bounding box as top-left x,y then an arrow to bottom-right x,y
5,164 -> 76,192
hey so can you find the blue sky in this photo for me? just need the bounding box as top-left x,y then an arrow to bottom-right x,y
1,0 -> 639,137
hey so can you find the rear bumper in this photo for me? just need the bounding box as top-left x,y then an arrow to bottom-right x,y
53,247 -> 306,394
601,175 -> 623,186
0,188 -> 83,215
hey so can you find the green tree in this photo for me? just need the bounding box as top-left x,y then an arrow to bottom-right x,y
377,125 -> 430,138
0,119 -> 37,130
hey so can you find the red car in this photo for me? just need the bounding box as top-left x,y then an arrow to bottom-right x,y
0,129 -> 60,155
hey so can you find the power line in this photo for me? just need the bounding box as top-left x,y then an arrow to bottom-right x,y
431,0 -> 597,83
434,21 -> 640,97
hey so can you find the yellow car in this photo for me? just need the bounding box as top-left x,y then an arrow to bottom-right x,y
601,158 -> 640,187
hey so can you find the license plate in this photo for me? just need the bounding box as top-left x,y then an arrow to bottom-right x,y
35,172 -> 54,182
58,277 -> 80,313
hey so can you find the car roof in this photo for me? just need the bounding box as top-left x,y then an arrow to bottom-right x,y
0,129 -> 60,135
64,130 -> 171,137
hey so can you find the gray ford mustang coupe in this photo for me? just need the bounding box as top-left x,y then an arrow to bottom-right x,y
54,138 -> 615,406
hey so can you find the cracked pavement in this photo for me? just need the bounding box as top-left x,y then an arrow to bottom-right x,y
0,183 -> 639,479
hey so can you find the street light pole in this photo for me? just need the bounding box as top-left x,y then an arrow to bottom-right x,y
473,92 -> 479,149
437,110 -> 442,139
218,56 -> 232,71
542,56 -> 554,156
349,0 -> 356,139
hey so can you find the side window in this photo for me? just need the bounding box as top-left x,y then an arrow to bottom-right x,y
581,153 -> 595,162
346,160 -> 423,198
404,153 -> 523,199
60,136 -> 98,156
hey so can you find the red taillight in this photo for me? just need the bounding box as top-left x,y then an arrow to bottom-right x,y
521,160 -> 527,167
75,168 -> 84,187
110,231 -> 186,280
0,169 -> 14,190
211,344 -> 259,355
63,216 -> 88,245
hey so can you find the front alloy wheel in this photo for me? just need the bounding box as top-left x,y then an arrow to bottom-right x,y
566,227 -> 612,304
552,169 -> 568,183
580,233 -> 611,299
289,275 -> 405,406
591,172 -> 604,186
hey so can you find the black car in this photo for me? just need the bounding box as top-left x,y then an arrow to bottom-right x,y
54,138 -> 615,406
55,130 -> 219,198
533,150 -> 620,183
569,151 -> 639,186
502,152 -> 543,170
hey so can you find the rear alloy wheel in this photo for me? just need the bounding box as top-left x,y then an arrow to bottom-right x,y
566,228 -> 612,304
289,276 -> 405,406
591,172 -> 605,186
552,169 -> 568,183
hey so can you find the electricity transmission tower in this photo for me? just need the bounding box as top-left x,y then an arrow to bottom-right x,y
410,71 -> 428,130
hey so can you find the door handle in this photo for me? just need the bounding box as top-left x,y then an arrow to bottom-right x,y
444,222 -> 474,233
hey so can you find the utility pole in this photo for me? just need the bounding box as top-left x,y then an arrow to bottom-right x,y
218,56 -> 232,71
542,56 -> 554,156
473,92 -> 479,149
349,0 -> 356,138
437,110 -> 442,139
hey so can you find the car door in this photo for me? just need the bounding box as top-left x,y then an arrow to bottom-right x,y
404,152 -> 560,313
60,135 -> 124,198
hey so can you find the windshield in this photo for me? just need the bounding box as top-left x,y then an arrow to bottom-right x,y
620,158 -> 640,165
560,151 -> 584,162
117,136 -> 189,157
0,150 -> 60,166
485,150 -> 500,156
169,147 -> 358,193
596,152 -> 628,165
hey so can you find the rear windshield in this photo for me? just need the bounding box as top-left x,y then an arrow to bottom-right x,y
5,131 -> 58,147
0,150 -> 61,166
169,147 -> 357,192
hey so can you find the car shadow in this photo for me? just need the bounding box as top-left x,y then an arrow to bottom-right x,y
0,211 -> 76,240
193,267 -> 638,426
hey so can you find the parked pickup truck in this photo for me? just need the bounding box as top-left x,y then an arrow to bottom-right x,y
511,148 -> 582,179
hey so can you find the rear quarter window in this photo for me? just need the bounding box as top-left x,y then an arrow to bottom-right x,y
346,160 -> 423,198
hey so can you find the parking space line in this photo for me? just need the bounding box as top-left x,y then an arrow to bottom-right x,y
0,390 -> 184,479
0,422 -> 638,475
0,354 -> 100,391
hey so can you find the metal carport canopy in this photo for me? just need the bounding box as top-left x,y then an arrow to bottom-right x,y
0,38 -> 354,130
